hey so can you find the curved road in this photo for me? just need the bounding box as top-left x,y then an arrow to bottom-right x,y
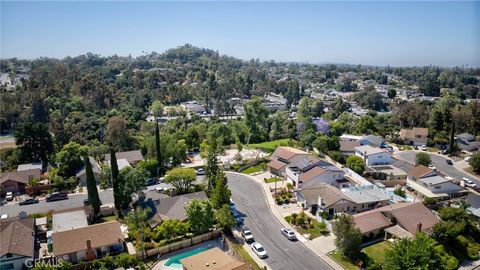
395,150 -> 480,185
226,173 -> 332,270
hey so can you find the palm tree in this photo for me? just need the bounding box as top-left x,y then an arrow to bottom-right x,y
27,178 -> 41,196
125,207 -> 150,261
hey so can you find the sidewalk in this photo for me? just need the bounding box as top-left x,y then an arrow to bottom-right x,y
234,171 -> 344,270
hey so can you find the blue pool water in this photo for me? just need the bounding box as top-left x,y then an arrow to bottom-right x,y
164,247 -> 209,269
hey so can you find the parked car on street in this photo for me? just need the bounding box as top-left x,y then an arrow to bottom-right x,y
145,178 -> 158,186
154,186 -> 164,193
19,197 -> 39,206
251,242 -> 267,259
196,168 -> 205,175
446,159 -> 453,165
462,177 -> 477,188
46,192 -> 68,202
421,145 -> 428,151
241,227 -> 254,242
5,192 -> 14,201
281,228 -> 297,240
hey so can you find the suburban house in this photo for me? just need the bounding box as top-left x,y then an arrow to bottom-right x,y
17,163 -> 42,172
0,217 -> 36,270
268,147 -> 310,177
406,165 -> 465,199
104,150 -> 144,165
399,127 -> 428,146
181,101 -> 206,115
76,157 -> 101,186
296,184 -> 356,216
358,135 -> 386,148
148,191 -> 208,225
51,221 -> 124,264
285,159 -> 344,188
106,159 -> 131,171
365,164 -> 407,181
341,186 -> 391,212
0,169 -> 42,193
354,145 -> 392,166
339,140 -> 360,156
352,202 -> 439,240
180,247 -> 249,270
455,133 -> 480,151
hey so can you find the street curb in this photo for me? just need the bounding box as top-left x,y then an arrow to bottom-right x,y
226,172 -> 338,270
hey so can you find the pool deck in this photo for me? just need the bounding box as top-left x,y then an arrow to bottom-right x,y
151,238 -> 226,270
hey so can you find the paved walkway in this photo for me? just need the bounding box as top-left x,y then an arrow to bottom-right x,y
244,171 -> 344,270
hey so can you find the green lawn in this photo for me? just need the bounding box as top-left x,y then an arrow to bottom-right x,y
247,139 -> 291,153
242,164 -> 265,174
284,215 -> 328,240
264,177 -> 283,183
97,214 -> 118,223
328,251 -> 360,270
362,241 -> 390,265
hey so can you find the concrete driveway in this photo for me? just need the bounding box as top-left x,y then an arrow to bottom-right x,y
226,172 -> 333,270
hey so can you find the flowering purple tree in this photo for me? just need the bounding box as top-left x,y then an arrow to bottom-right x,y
313,118 -> 330,135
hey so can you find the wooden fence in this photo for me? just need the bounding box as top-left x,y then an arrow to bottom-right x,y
144,230 -> 222,258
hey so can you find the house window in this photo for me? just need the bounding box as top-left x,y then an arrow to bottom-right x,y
434,185 -> 441,189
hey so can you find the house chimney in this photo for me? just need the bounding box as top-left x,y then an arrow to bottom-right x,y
85,239 -> 96,261
416,222 -> 422,233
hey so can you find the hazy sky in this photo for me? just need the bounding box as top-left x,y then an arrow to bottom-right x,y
1,1 -> 479,67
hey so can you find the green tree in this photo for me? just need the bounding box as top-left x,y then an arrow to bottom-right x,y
14,121 -> 54,163
118,166 -> 148,208
332,214 -> 362,260
469,152 -> 480,173
154,219 -> 189,241
165,168 -> 196,194
155,121 -> 162,176
387,88 -> 397,99
56,142 -> 88,177
356,115 -> 378,134
243,97 -> 269,143
150,100 -> 164,118
211,172 -> 231,209
215,204 -> 236,233
385,233 -> 440,270
346,156 -> 365,175
110,147 -> 121,216
186,199 -> 214,234
448,123 -> 456,155
393,187 -> 406,198
415,152 -> 431,166
85,156 -> 101,216
125,207 -> 150,261
106,116 -> 136,151
205,151 -> 220,192
27,178 -> 41,196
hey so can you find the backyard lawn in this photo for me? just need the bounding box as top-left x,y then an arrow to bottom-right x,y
247,139 -> 291,153
362,241 -> 390,265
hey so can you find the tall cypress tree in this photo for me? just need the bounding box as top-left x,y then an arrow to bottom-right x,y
85,156 -> 101,216
110,146 -> 122,217
155,121 -> 162,176
448,123 -> 456,155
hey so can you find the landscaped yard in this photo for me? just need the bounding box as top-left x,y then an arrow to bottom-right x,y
284,213 -> 329,240
247,139 -> 292,153
362,241 -> 390,265
328,250 -> 359,270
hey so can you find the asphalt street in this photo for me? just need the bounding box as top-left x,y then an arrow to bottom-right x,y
226,172 -> 332,270
1,176 -> 206,217
395,150 -> 480,185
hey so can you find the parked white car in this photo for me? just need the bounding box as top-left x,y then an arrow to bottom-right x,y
421,145 -> 428,151
251,242 -> 267,259
241,227 -> 254,242
462,177 -> 477,188
0,214 -> 8,219
281,228 -> 297,240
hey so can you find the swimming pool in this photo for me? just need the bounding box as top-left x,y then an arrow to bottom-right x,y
164,247 -> 209,269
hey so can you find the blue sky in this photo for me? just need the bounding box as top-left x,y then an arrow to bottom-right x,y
1,1 -> 479,67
